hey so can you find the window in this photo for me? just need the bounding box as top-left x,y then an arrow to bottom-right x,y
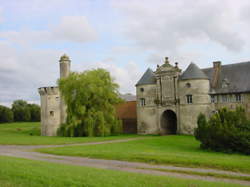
186,95 -> 192,104
140,98 -> 146,106
222,95 -> 228,102
49,111 -> 54,117
211,95 -> 216,103
186,83 -> 191,88
235,94 -> 241,102
140,88 -> 144,92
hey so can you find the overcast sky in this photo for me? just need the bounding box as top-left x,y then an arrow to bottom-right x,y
1,0 -> 250,106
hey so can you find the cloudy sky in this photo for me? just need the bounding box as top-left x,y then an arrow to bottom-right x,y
1,0 -> 250,106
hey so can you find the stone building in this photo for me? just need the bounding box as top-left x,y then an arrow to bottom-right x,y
38,54 -> 70,136
38,54 -> 137,136
136,57 -> 250,135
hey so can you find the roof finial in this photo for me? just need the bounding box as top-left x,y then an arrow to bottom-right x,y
175,62 -> 178,68
165,57 -> 169,64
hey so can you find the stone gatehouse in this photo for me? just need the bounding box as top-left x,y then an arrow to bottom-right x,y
136,57 -> 250,135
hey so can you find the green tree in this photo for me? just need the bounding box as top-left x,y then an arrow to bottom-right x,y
28,104 -> 40,122
57,68 -> 122,137
0,105 -> 14,123
12,100 -> 31,122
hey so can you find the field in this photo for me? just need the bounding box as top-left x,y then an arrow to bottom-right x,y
0,156 -> 242,187
1,122 -> 250,186
37,135 -> 250,173
0,122 -> 138,145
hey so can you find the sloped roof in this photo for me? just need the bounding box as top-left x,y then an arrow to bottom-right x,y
202,61 -> 250,93
180,63 -> 208,80
136,68 -> 156,86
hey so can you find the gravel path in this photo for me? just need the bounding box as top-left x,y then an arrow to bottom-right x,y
0,138 -> 250,186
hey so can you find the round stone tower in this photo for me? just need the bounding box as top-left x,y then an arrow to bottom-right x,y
38,54 -> 71,136
38,87 -> 60,136
59,54 -> 71,125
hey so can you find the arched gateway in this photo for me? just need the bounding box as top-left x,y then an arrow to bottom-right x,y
161,110 -> 177,134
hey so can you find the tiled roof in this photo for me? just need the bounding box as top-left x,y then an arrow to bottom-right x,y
136,68 -> 156,86
180,63 -> 208,80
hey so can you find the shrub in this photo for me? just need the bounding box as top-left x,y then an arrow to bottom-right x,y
195,107 -> 250,155
0,105 -> 14,123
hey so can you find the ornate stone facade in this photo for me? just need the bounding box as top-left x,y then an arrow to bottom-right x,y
136,57 -> 250,135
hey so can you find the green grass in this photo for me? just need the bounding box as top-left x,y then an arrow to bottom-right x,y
0,156 -> 243,187
37,135 -> 250,173
0,122 -> 138,145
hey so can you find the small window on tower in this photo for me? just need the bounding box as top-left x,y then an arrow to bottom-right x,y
186,83 -> 191,88
186,95 -> 192,104
140,88 -> 144,92
140,98 -> 146,106
50,111 -> 54,117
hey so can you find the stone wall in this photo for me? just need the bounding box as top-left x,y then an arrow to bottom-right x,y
178,79 -> 211,134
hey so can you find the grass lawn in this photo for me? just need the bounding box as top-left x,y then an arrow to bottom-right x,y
0,122 -> 138,145
0,156 -> 243,187
37,135 -> 250,173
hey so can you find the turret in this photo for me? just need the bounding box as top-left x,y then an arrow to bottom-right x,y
60,54 -> 71,78
59,54 -> 71,125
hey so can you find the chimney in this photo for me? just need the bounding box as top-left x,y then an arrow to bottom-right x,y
211,61 -> 221,88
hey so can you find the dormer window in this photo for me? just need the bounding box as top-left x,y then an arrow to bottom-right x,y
222,78 -> 230,88
140,98 -> 146,106
186,95 -> 192,104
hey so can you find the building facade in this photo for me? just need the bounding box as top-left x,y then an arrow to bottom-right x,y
136,57 -> 250,135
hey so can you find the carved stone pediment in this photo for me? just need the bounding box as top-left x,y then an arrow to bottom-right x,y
155,57 -> 181,75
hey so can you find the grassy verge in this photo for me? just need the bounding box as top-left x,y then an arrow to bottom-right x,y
37,135 -> 250,173
138,167 -> 250,181
0,156 -> 243,187
0,122 -> 138,145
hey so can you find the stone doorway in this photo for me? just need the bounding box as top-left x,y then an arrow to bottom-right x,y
161,110 -> 177,134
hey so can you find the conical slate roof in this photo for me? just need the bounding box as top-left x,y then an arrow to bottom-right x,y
180,63 -> 208,80
136,68 -> 156,86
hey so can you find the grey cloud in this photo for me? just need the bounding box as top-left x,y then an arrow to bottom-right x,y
112,0 -> 247,54
0,16 -> 97,45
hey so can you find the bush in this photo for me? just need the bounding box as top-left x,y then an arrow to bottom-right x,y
195,107 -> 250,155
0,105 -> 14,123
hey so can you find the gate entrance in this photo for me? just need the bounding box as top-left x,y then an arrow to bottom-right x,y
161,110 -> 177,134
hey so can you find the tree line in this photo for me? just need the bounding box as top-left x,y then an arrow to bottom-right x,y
0,100 -> 40,123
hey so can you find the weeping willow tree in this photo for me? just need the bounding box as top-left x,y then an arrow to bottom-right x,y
57,68 -> 123,137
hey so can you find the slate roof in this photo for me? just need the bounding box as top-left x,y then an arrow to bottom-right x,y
202,61 -> 250,94
180,63 -> 208,80
136,68 -> 156,86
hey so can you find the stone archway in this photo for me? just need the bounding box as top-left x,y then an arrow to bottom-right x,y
161,110 -> 177,135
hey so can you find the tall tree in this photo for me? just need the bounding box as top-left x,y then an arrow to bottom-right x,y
12,100 -> 30,121
28,104 -> 41,122
58,68 -> 122,137
0,105 -> 14,123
